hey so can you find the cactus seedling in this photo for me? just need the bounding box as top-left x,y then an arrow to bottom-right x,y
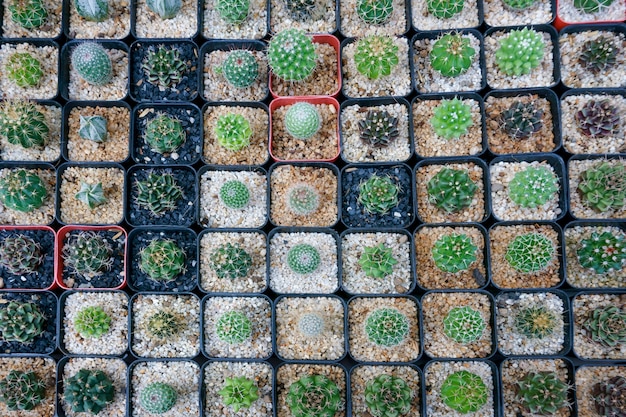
209,242 -> 253,279
0,169 -> 47,213
500,101 -> 544,139
219,376 -> 259,412
220,50 -> 259,88
365,308 -> 409,347
75,181 -> 107,210
516,371 -> 569,415
0,234 -> 44,275
431,233 -> 477,273
508,165 -> 559,208
443,306 -> 485,344
577,231 -> 626,274
64,369 -> 114,415
358,174 -> 400,215
429,33 -> 476,77
575,99 -> 620,138
268,29 -> 317,82
364,374 -> 412,417
62,231 -> 113,278
298,313 -> 325,337
284,102 -> 321,140
502,0 -> 537,9
9,0 -> 48,28
74,305 -> 112,338
286,374 -> 341,417
0,101 -> 49,149
427,0 -> 464,18
6,52 -> 43,88
591,376 -> 626,417
358,243 -> 398,279
74,0 -> 109,21
430,98 -> 473,140
71,42 -> 113,86
146,0 -> 182,19
357,0 -> 393,24
216,310 -> 252,344
354,35 -> 399,80
578,161 -> 626,213
144,114 -> 185,154
579,36 -> 619,74
147,311 -> 181,339
140,382 -> 178,414
215,0 -> 250,23
359,110 -> 399,148
0,370 -> 46,411
215,113 -> 253,152
135,172 -> 183,216
515,306 -> 557,339
0,301 -> 46,344
427,167 -> 478,213
286,184 -> 319,215
584,305 -> 626,347
287,244 -> 321,274
440,371 -> 488,413
495,28 -> 545,76
505,233 -> 555,273
220,180 -> 250,209
79,115 -> 108,143
139,239 -> 186,282
142,45 -> 187,89
574,0 -> 614,13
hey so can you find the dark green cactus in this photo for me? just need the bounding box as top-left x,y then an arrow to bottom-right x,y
74,306 -> 112,339
0,301 -> 46,344
575,99 -> 620,138
144,114 -> 186,154
75,181 -> 107,210
0,169 -> 47,213
356,0 -> 393,24
0,101 -> 49,149
579,36 -> 619,74
219,376 -> 259,413
0,234 -> 43,276
209,242 -> 253,279
8,0 -> 48,29
6,52 -> 43,88
429,33 -> 475,77
135,172 -> 183,216
427,168 -> 478,213
583,305 -> 626,348
0,370 -> 46,411
140,382 -> 178,414
358,174 -> 400,215
516,371 -> 569,415
62,231 -> 113,278
499,101 -> 544,139
79,115 -> 108,143
139,239 -> 186,282
359,110 -> 399,148
64,369 -> 114,415
142,45 -> 187,89
286,374 -> 341,417
577,231 -> 626,274
147,311 -> 181,339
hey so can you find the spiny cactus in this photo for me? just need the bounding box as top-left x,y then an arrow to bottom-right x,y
443,305 -> 485,344
74,0 -> 109,21
284,102 -> 321,140
502,0 -> 537,9
298,312 -> 325,337
579,37 -> 618,74
140,382 -> 178,414
219,376 -> 259,413
146,0 -> 182,19
79,115 -> 108,143
495,27 -> 545,76
220,180 -> 249,209
215,0 -> 250,23
358,174 -> 399,215
268,29 -> 317,82
364,374 -> 412,417
142,45 -> 187,89
135,171 -> 183,216
220,50 -> 259,88
505,233 -> 555,273
516,371 -> 569,415
147,310 -> 181,339
431,233 -> 477,273
209,242 -> 253,279
0,370 -> 46,411
0,169 -> 47,213
357,0 -> 393,24
365,308 -> 409,347
583,305 -> 626,347
430,98 -> 473,140
575,99 -> 620,138
430,33 -> 475,77
358,243 -> 398,279
139,239 -> 186,282
354,35 -> 399,80
0,234 -> 43,275
144,114 -> 186,154
359,110 -> 399,148
6,52 -> 43,88
9,0 -> 47,29
515,306 -> 557,339
508,165 -> 558,208
283,0 -> 317,21
574,0 -> 614,13
591,376 -> 626,417
215,113 -> 253,152
427,0 -> 464,18
577,231 -> 626,274
500,101 -> 544,139
62,231 -> 113,278
286,184 -> 319,215
578,161 -> 626,213
216,310 -> 252,344
71,42 -> 113,86
287,244 -> 320,274
0,301 -> 45,344
0,101 -> 49,149
74,305 -> 112,338
286,374 -> 341,417
427,167 -> 477,213
440,371 -> 488,413
75,181 -> 107,210
64,369 -> 114,415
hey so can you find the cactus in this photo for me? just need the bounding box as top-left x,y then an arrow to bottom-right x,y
514,306 -> 557,339
591,376 -> 626,417
284,102 -> 321,140
298,313 -> 325,337
140,382 -> 178,414
79,115 -> 108,143
286,184 -> 319,215
0,169 -> 47,213
215,113 -> 253,152
427,0 -> 464,18
575,99 -> 620,138
219,376 -> 259,413
578,161 -> 626,213
221,50 -> 259,88
516,371 -> 569,415
142,45 -> 187,89
75,181 -> 107,210
358,243 -> 398,279
443,306 -> 485,344
146,0 -> 182,19
505,233 -> 555,273
430,98 -> 473,140
502,0 -> 537,9
0,301 -> 45,344
427,167 -> 478,213
583,305 -> 626,347
139,239 -> 186,282
574,0 -> 614,13
220,180 -> 250,209
287,244 -> 321,274
147,311 -> 181,339
359,110 -> 399,148
358,174 -> 399,215
144,114 -> 185,154
216,310 -> 252,344
64,369 -> 114,415
268,29 -> 317,82
286,374 -> 341,417
62,231 -> 113,278
579,36 -> 618,74
431,233 -> 477,273
495,28 -> 545,76
0,370 -> 46,411
8,0 -> 47,28
508,165 -> 558,208
215,0 -> 250,23
6,52 -> 43,88
354,35 -> 399,80
283,0 -> 317,20
577,231 -> 626,274
429,33 -> 475,77
357,0 -> 393,24
0,101 -> 49,149
440,371 -> 488,413
135,172 -> 183,216
364,374 -> 412,417
209,242 -> 253,279
0,234 -> 43,275
500,101 -> 544,139
71,42 -> 113,85
365,308 -> 409,347
74,0 -> 109,21
74,305 -> 112,339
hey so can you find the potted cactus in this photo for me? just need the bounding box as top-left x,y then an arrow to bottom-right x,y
0,163 -> 56,226
132,0 -> 199,38
0,225 -> 55,290
0,40 -> 59,101
0,356 -> 56,416
65,0 -> 132,39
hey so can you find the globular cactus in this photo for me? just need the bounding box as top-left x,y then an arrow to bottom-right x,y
583,305 -> 626,347
0,169 -> 48,213
75,181 -> 107,210
219,376 -> 259,413
443,306 -> 485,344
365,308 -> 409,347
64,369 -> 114,415
579,36 -> 618,74
431,233 -> 477,273
508,165 -> 558,208
284,102 -> 320,140
8,0 -> 48,29
578,161 -> 626,213
71,42 -> 113,86
62,231 -> 113,278
359,110 -> 399,148
6,52 -> 43,88
209,242 -> 253,279
364,374 -> 412,417
358,243 -> 398,279
0,370 -> 46,411
502,0 -> 537,9
147,311 -> 181,339
591,376 -> 626,417
514,306 -> 557,339
268,29 -> 317,82
140,382 -> 178,414
574,0 -> 614,13
74,305 -> 112,338
287,244 -> 321,274
286,184 -> 319,215
575,99 -> 620,138
79,115 -> 108,143
215,113 -> 253,152
427,168 -> 478,213
220,50 -> 259,89
500,101 -> 544,139
358,174 -> 399,215
577,231 -> 626,274
142,45 -> 187,89
516,371 -> 569,415
430,98 -> 473,139
505,233 -> 555,273
74,0 -> 109,21
0,101 -> 49,149
146,0 -> 182,19
216,310 -> 252,344
440,371 -> 488,413
429,33 -> 475,77
283,0 -> 317,20
427,0 -> 464,18
135,172 -> 183,216
357,0 -> 393,24
220,180 -> 250,209
0,234 -> 44,275
215,0 -> 250,23
286,374 -> 341,417
0,301 -> 45,344
354,35 -> 399,80
139,239 -> 186,282
495,28 -> 545,76
144,114 -> 186,154
298,313 -> 325,337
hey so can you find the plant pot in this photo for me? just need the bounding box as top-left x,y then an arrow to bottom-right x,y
575,364 -> 626,416
63,0 -> 131,39
131,0 -> 199,38
0,39 -> 59,100
555,0 -> 625,28
412,0 -> 483,30
2,0 -> 61,39
0,356 -> 56,417
483,0 -> 555,27
269,0 -> 338,33
201,0 -> 269,39
0,162 -> 56,226
340,0 -> 410,37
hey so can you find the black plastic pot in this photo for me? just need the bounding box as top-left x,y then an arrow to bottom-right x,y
0,39 -> 59,100
0,225 -> 55,290
338,0 -> 412,37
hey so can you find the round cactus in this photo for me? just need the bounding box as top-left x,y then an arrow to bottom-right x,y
74,0 -> 109,21
574,0 -> 614,13
505,233 -> 555,273
74,305 -> 112,339
500,101 -> 544,139
221,50 -> 259,88
220,180 -> 250,209
356,0 -> 394,24
579,36 -> 618,74
62,231 -> 113,278
354,35 -> 399,80
79,115 -> 108,143
298,313 -> 325,337
141,45 -> 187,89
71,42 -> 113,85
146,0 -> 182,19
0,101 -> 49,149
430,98 -> 473,139
430,33 -> 475,77
0,169 -> 47,213
286,374 -> 341,417
140,382 -> 178,414
64,369 -> 114,415
0,234 -> 43,276
286,184 -> 319,215
268,29 -> 317,82
359,109 -> 399,148
215,113 -> 253,152
147,310 -> 181,339
443,306 -> 485,344
144,114 -> 186,154
135,172 -> 183,217
427,168 -> 478,213
577,231 -> 626,274
431,233 -> 477,273
365,308 -> 409,347
0,370 -> 46,411
6,52 -> 43,88
287,244 -> 321,274
215,0 -> 250,23
508,165 -> 558,208
209,242 -> 253,279
139,239 -> 186,282
364,374 -> 412,417
440,371 -> 488,413
8,0 -> 48,29
216,310 -> 253,344
427,0 -> 464,18
219,376 -> 259,413
284,102 -> 321,140
358,174 -> 399,215
515,306 -> 557,339
575,99 -> 620,138
495,27 -> 545,76
516,371 -> 569,415
358,243 -> 398,279
0,301 -> 45,344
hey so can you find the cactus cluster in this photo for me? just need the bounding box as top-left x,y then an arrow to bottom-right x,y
220,180 -> 250,209
209,242 -> 253,279
142,45 -> 187,89
62,231 -> 113,278
71,42 -> 113,85
358,174 -> 399,215
79,115 -> 108,143
440,371 -> 488,413
75,181 -> 107,210
500,101 -> 544,139
0,169 -> 47,213
516,371 -> 569,415
515,306 -> 557,339
429,33 -> 475,78
505,232 -> 555,273
427,167 -> 478,213
283,0 -> 317,21
579,36 -> 619,74
287,243 -> 321,274
0,370 -> 46,411
298,312 -> 325,337
268,29 -> 317,82
286,184 -> 319,216
9,0 -> 48,28
364,374 -> 412,417
216,310 -> 252,344
215,113 -> 253,152
357,0 -> 393,24
74,305 -> 111,339
139,239 -> 186,282
74,0 -> 109,21
354,35 -> 399,80
147,310 -> 181,339
219,377 -> 259,413
575,99 -> 621,138
578,161 -> 626,213
135,172 -> 183,216
0,234 -> 43,276
64,369 -> 114,415
6,52 -> 43,88
430,98 -> 473,140
577,231 -> 626,274
284,102 -> 321,140
431,233 -> 477,273
495,28 -> 545,76
591,376 -> 626,417
502,0 -> 537,9
365,307 -> 409,347
584,305 -> 626,347
286,374 -> 341,417
215,0 -> 250,23
0,101 -> 49,149
0,301 -> 45,344
427,0 -> 464,18
358,243 -> 398,279
220,50 -> 259,88
443,306 -> 485,344
144,114 -> 186,154
146,0 -> 181,19
140,382 -> 178,414
359,110 -> 399,148
574,0 -> 614,13
508,165 -> 558,208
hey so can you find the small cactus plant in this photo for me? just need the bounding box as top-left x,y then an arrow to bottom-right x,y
577,231 -> 626,274
440,371 -> 488,413
268,29 -> 317,82
284,102 -> 321,140
74,0 -> 109,21
575,99 -> 620,138
427,167 -> 478,213
508,165 -> 558,208
79,115 -> 108,143
147,310 -> 181,339
219,376 -> 259,413
209,242 -> 253,279
287,244 -> 321,274
0,101 -> 49,149
514,306 -> 557,339
579,36 -> 618,74
583,305 -> 626,347
505,233 -> 555,273
356,0 -> 394,24
75,181 -> 107,210
443,306 -> 485,344
216,310 -> 252,344
286,184 -> 319,215
358,174 -> 400,215
431,233 -> 478,273
283,0 -> 317,20
426,0 -> 464,18
429,33 -> 476,77
220,50 -> 259,88
139,239 -> 186,282
62,231 -> 113,278
359,110 -> 399,148
146,0 -> 182,19
298,313 -> 325,337
220,180 -> 250,209
591,376 -> 626,417
578,161 -> 626,213
495,27 -> 545,76
0,370 -> 46,411
71,42 -> 113,85
215,113 -> 253,152
6,52 -> 43,88
74,305 -> 112,338
8,0 -> 48,28
142,45 -> 187,89
502,0 -> 537,9
516,371 -> 569,415
286,374 -> 341,417
135,172 -> 183,216
358,243 -> 398,279
574,0 -> 614,13
140,382 -> 178,414
215,0 -> 250,23
500,101 -> 544,139
365,308 -> 409,347
354,35 -> 399,80
430,98 -> 473,139
0,169 -> 47,213
0,234 -> 44,275
364,374 -> 412,417
0,301 -> 46,344
64,369 -> 114,415
144,114 -> 186,154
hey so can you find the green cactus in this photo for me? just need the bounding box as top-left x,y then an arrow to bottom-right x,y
6,52 -> 43,88
220,180 -> 250,209
0,370 -> 46,411
139,239 -> 186,282
579,36 -> 618,74
62,231 -> 113,278
583,305 -> 626,347
298,313 -> 325,337
286,184 -> 319,215
577,231 -> 626,274
219,376 -> 259,413
358,174 -> 400,215
135,172 -> 183,216
142,45 -> 187,89
354,35 -> 399,80
578,161 -> 626,213
502,0 -> 537,9
283,0 -> 317,20
284,102 -> 321,140
216,310 -> 252,344
495,28 -> 545,76
220,50 -> 259,88
431,233 -> 478,273
358,243 -> 398,279
514,306 -> 557,339
268,29 -> 317,82
575,99 -> 620,138
427,167 -> 478,213
359,110 -> 399,148
146,0 -> 182,19
71,42 -> 113,85
8,0 -> 48,29
74,305 -> 112,339
443,306 -> 485,344
287,244 -> 321,274
365,308 -> 409,347
0,234 -> 43,275
427,0 -> 464,18
147,311 -> 181,339
0,101 -> 49,149
429,33 -> 475,77
0,169 -> 47,213
516,371 -> 569,415
75,181 -> 107,210
357,0 -> 393,24
505,233 -> 555,273
215,0 -> 250,23
144,114 -> 186,154
215,113 -> 253,152
500,101 -> 544,139
74,0 -> 109,21
574,0 -> 614,13
364,374 -> 412,417
64,369 -> 114,415
508,165 -> 558,208
209,242 -> 253,279
140,382 -> 178,414
0,301 -> 45,343
430,98 -> 473,140
440,371 -> 488,413
79,115 -> 108,143
591,376 -> 626,417
286,374 -> 341,417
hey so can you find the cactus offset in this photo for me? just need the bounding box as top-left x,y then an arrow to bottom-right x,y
139,239 -> 186,282
431,233 -> 477,273
140,382 -> 178,414
508,165 -> 558,208
8,0 -> 47,29
591,376 -> 626,417
74,0 -> 109,21
210,243 -> 253,279
0,370 -> 46,411
220,180 -> 250,209
215,0 -> 250,23
287,244 -> 320,274
215,113 -> 253,152
500,101 -> 544,139
427,167 -> 477,213
62,231 -> 113,278
515,306 -> 557,339
505,233 -> 555,273
6,52 -> 43,88
221,50 -> 259,88
64,369 -> 114,414
147,311 -> 181,339
0,234 -> 44,275
359,110 -> 399,148
364,374 -> 412,417
583,305 -> 626,347
575,99 -> 620,138
144,114 -> 186,154
358,243 -> 398,279
286,374 -> 341,417
71,42 -> 113,85
443,306 -> 485,344
268,29 -> 317,82
146,0 -> 181,19
74,305 -> 112,338
577,231 -> 626,274
516,371 -> 569,415
219,376 -> 259,412
135,172 -> 183,216
354,35 -> 399,80
142,45 -> 187,89
440,371 -> 488,413
430,98 -> 474,139
75,181 -> 107,210
495,27 -> 545,76
357,0 -> 394,24
358,174 -> 399,215
216,310 -> 252,344
578,161 -> 626,213
0,301 -> 45,344
79,115 -> 108,143
430,33 -> 475,77
0,101 -> 49,149
365,308 -> 409,347
427,0 -> 464,18
0,169 -> 48,213
579,36 -> 619,74
286,184 -> 319,215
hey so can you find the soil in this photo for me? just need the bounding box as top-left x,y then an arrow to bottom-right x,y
0,228 -> 54,290
0,291 -> 56,355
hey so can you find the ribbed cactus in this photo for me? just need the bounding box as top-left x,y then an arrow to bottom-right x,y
64,369 -> 114,414
142,45 -> 187,89
71,42 -> 113,85
0,101 -> 49,149
0,370 -> 46,411
139,239 -> 187,282
0,234 -> 44,276
146,0 -> 182,19
440,371 -> 488,413
6,52 -> 43,88
140,382 -> 178,414
356,0 -> 394,24
215,0 -> 250,23
430,33 -> 475,77
284,102 -> 321,140
286,374 -> 341,417
354,35 -> 399,80
74,0 -> 109,21
79,115 -> 108,143
75,181 -> 107,210
0,301 -> 46,344
268,29 -> 317,82
8,0 -> 48,29
62,231 -> 113,278
135,172 -> 183,216
0,169 -> 48,213
221,50 -> 259,89
495,28 -> 545,76
144,114 -> 186,154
